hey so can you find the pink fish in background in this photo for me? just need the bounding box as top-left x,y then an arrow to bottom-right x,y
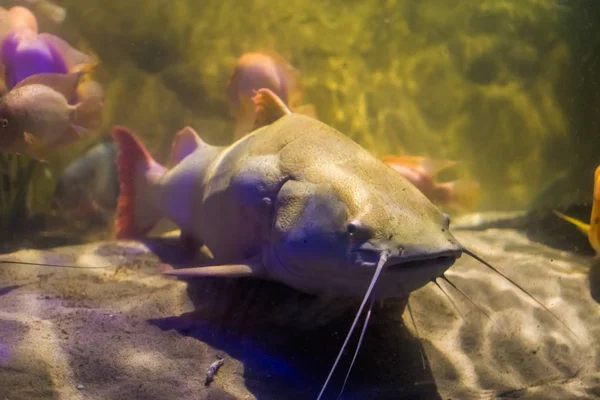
227,51 -> 316,140
0,6 -> 38,39
381,155 -> 481,211
0,5 -> 96,90
1,30 -> 97,89
0,72 -> 104,160
13,0 -> 66,25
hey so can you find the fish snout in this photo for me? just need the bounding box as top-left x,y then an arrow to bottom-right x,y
385,245 -> 462,270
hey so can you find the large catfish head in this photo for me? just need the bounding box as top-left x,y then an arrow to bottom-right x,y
259,93 -> 462,298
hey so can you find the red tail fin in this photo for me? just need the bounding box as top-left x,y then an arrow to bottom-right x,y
112,126 -> 165,239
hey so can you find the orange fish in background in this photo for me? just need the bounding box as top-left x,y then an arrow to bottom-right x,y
227,51 -> 316,141
381,155 -> 481,211
0,72 -> 104,160
0,6 -> 38,39
553,165 -> 600,256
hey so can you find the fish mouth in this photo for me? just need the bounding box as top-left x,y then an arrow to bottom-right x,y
385,250 -> 461,270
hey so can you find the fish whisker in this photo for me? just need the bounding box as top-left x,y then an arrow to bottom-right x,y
407,296 -> 427,371
316,250 -> 389,400
1,260 -> 110,269
335,295 -> 376,400
440,275 -> 498,330
433,279 -> 466,321
462,248 -> 581,343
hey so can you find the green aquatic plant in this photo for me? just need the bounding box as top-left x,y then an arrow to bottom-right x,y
0,153 -> 55,241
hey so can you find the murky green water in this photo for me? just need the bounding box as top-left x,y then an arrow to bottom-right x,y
0,1 -> 599,399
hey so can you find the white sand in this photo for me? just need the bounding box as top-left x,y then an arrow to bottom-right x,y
0,228 -> 598,399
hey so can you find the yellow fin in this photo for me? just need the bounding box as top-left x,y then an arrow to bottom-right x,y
379,155 -> 458,176
23,132 -> 47,161
553,210 -> 590,235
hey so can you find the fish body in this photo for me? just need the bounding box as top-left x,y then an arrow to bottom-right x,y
0,6 -> 38,43
53,139 -> 119,215
1,29 -> 65,88
0,72 -> 104,160
4,6 -> 38,32
227,51 -> 315,140
553,165 -> 600,255
4,83 -> 72,141
113,89 -> 461,299
381,155 -> 481,211
1,28 -> 97,89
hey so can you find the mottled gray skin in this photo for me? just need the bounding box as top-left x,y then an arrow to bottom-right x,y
141,100 -> 461,299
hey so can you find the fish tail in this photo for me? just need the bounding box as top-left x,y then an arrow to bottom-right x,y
552,210 -> 590,235
443,179 -> 481,210
112,126 -> 166,239
72,79 -> 104,130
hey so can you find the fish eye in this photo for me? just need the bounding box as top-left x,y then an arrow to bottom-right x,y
0,118 -> 8,128
347,223 -> 358,236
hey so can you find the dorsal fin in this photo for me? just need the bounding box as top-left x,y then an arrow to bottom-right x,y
169,126 -> 203,164
38,33 -> 98,73
380,155 -> 457,177
14,72 -> 82,103
251,88 -> 291,131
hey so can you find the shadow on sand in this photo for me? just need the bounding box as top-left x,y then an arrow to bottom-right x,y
142,236 -> 440,400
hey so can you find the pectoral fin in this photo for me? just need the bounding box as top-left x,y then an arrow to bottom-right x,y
160,258 -> 266,279
23,132 -> 47,161
553,210 -> 590,235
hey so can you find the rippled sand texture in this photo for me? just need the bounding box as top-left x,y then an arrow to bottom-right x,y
0,226 -> 598,399
43,0 -> 600,212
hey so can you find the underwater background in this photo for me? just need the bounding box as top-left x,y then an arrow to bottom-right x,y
0,1 -> 600,400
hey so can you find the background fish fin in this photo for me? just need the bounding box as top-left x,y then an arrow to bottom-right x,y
161,261 -> 265,279
379,155 -> 425,168
420,158 -> 459,176
379,155 -> 458,176
34,0 -> 67,24
38,33 -> 97,73
72,79 -> 104,129
47,125 -> 82,148
251,88 -> 291,130
169,126 -> 202,164
112,126 -> 166,239
23,133 -> 46,161
553,210 -> 590,235
594,166 -> 600,201
14,72 -> 82,102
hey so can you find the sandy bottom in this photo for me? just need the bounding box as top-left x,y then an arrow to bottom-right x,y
0,227 -> 599,400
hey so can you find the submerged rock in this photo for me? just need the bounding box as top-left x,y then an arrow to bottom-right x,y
0,225 -> 598,399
